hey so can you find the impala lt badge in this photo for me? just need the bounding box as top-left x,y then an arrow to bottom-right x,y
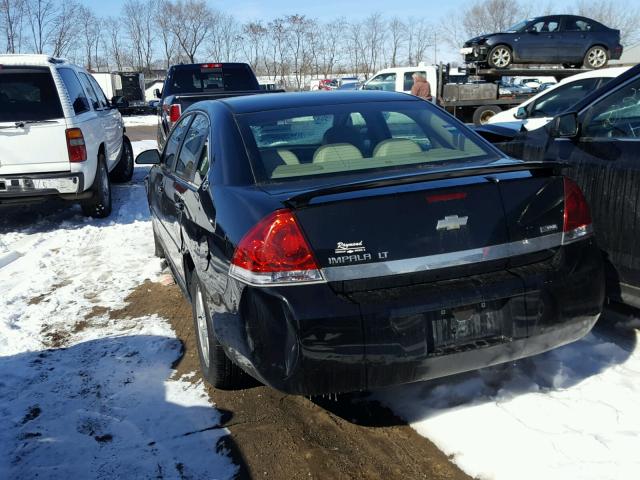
436,215 -> 469,231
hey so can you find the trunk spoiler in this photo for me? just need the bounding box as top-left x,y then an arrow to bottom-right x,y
284,161 -> 568,208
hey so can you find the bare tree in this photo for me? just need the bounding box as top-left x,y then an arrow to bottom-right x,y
362,13 -> 385,76
319,17 -> 345,77
49,0 -> 78,57
241,20 -> 266,72
461,0 -> 526,39
208,12 -> 239,63
104,16 -> 126,70
406,18 -> 433,65
387,18 -> 406,67
168,0 -> 213,63
24,0 -> 55,53
156,0 -> 177,69
286,14 -> 312,89
575,0 -> 640,45
122,0 -> 154,72
1,0 -> 25,53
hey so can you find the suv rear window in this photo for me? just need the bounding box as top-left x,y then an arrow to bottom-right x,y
0,67 -> 63,122
166,64 -> 259,95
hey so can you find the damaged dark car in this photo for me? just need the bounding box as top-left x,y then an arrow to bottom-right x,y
136,90 -> 604,395
479,63 -> 640,310
462,15 -> 623,69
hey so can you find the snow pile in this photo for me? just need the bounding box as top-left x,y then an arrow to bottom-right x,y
123,115 -> 157,127
0,142 -> 236,479
378,327 -> 640,480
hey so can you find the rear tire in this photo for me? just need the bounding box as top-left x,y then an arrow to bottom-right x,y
487,45 -> 512,69
81,154 -> 112,218
584,46 -> 608,69
110,136 -> 134,183
190,273 -> 245,389
473,105 -> 502,125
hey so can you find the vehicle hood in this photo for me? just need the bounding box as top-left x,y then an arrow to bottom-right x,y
464,33 -> 503,46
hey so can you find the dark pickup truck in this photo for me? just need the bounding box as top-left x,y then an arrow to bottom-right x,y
156,62 -> 280,149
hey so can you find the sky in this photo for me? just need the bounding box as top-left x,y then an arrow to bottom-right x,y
82,0 -> 639,63
85,0 -> 582,21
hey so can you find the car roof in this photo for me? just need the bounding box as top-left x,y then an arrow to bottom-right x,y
0,54 -> 67,66
216,90 -> 419,114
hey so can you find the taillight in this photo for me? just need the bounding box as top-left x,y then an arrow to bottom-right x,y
229,209 -> 324,286
562,177 -> 593,244
66,128 -> 87,162
169,104 -> 181,123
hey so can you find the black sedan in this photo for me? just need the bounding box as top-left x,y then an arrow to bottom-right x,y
462,15 -> 623,69
479,63 -> 640,310
136,90 -> 604,395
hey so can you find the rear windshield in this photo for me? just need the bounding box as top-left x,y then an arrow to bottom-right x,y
0,67 -> 63,122
167,64 -> 259,94
236,101 -> 500,183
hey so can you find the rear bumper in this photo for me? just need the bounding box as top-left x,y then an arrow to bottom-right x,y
0,172 -> 88,205
611,44 -> 623,60
215,239 -> 604,395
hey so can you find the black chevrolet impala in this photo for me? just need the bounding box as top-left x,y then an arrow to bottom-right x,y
136,91 -> 604,395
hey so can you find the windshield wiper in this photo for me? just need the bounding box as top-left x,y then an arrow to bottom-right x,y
0,120 -> 58,129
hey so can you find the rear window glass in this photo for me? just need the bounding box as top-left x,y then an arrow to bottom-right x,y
167,64 -> 259,94
0,67 -> 63,122
237,101 -> 498,183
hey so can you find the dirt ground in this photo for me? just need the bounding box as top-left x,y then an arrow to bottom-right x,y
111,278 -> 471,480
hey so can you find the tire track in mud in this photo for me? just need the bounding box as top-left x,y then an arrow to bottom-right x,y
119,279 -> 471,480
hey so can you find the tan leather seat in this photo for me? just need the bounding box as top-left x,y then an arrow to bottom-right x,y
313,143 -> 363,163
277,149 -> 300,165
373,138 -> 422,157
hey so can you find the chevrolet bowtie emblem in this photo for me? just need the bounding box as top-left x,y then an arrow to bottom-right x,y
436,215 -> 469,231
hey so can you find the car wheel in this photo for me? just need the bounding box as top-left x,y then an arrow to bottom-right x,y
109,136 -> 134,183
190,273 -> 246,389
81,154 -> 112,218
488,46 -> 512,69
473,105 -> 502,125
584,46 -> 608,69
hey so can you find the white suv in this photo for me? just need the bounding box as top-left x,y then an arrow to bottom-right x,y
0,54 -> 134,218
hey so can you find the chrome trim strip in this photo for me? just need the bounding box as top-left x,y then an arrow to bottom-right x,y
321,231 -> 585,283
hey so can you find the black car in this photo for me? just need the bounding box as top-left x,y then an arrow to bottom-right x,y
462,15 -> 623,69
480,64 -> 640,310
136,91 -> 604,395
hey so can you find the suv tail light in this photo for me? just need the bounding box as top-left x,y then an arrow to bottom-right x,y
229,210 -> 324,286
66,128 -> 87,162
169,104 -> 181,123
562,177 -> 593,244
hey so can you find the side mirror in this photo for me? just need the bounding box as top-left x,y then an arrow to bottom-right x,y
525,26 -> 538,34
514,106 -> 528,119
154,88 -> 162,99
551,112 -> 579,138
135,149 -> 161,165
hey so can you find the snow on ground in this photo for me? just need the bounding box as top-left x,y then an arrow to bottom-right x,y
123,115 -> 157,127
0,142 -> 236,479
378,326 -> 640,480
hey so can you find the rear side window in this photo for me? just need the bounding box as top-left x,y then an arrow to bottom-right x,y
163,115 -> 192,171
175,114 -> 209,183
88,75 -> 109,108
58,68 -> 90,115
530,78 -> 600,118
0,67 -> 63,122
403,71 -> 427,91
78,72 -> 100,110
